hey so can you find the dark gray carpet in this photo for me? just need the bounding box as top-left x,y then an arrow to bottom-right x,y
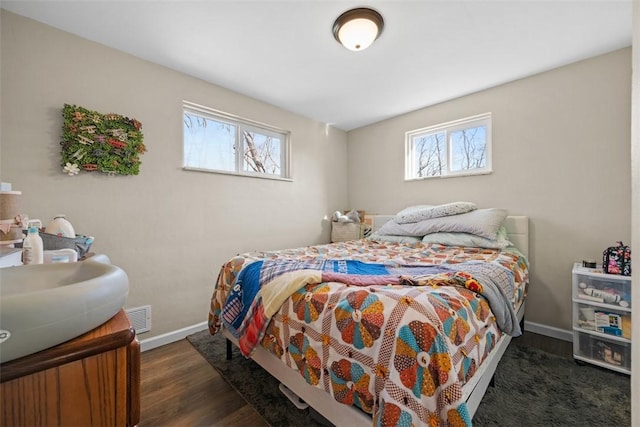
187,330 -> 630,426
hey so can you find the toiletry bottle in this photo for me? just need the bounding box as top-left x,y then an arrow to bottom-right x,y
46,214 -> 75,237
23,226 -> 44,265
43,248 -> 78,264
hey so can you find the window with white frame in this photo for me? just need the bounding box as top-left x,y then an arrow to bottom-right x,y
183,102 -> 291,180
405,113 -> 492,180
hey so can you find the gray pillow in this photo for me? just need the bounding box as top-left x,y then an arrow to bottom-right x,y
377,208 -> 507,240
395,202 -> 476,224
366,234 -> 423,244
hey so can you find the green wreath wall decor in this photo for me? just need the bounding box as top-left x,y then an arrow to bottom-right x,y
60,104 -> 147,176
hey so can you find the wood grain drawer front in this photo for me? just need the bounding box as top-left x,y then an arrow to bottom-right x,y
0,310 -> 138,427
1,347 -> 128,427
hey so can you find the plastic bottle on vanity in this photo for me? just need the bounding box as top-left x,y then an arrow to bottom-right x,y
23,226 -> 44,265
45,214 -> 75,237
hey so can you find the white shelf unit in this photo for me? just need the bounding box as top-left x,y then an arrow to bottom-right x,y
572,262 -> 632,374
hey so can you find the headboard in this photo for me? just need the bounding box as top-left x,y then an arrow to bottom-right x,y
368,215 -> 529,258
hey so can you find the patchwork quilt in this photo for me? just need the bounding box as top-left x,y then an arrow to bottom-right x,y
208,240 -> 529,427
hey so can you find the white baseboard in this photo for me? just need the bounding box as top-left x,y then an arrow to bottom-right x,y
524,320 -> 573,342
139,321 -> 209,352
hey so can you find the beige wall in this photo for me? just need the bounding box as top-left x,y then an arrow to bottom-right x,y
0,11 -> 348,338
347,48 -> 631,332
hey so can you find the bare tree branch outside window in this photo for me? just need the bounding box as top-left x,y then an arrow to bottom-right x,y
243,131 -> 266,173
183,112 -> 236,172
415,132 -> 445,177
406,114 -> 490,179
183,104 -> 289,178
450,126 -> 486,171
243,131 -> 281,175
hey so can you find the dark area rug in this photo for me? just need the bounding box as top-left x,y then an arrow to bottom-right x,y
187,330 -> 630,427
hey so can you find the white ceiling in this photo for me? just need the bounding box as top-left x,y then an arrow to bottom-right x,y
1,0 -> 632,131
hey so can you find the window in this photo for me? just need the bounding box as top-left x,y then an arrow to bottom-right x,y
405,113 -> 491,180
183,101 -> 291,180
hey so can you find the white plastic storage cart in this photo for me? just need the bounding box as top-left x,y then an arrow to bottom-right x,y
572,262 -> 632,374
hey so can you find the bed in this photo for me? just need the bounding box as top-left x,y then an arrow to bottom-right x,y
208,209 -> 529,426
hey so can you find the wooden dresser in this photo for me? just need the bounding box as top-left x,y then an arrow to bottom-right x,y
0,309 -> 140,426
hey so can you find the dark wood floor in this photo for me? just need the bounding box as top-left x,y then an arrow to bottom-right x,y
139,331 -> 572,426
139,339 -> 268,427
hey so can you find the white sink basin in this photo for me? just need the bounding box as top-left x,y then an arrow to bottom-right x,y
0,256 -> 129,364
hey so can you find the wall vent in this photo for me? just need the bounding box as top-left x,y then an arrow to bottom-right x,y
125,305 -> 151,334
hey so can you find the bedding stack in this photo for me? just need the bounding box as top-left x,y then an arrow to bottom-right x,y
370,202 -> 514,250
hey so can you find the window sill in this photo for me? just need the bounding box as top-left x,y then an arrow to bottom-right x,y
404,169 -> 492,182
183,166 -> 293,182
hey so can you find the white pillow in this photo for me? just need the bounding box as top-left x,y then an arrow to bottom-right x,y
377,208 -> 507,240
394,204 -> 434,218
421,226 -> 513,249
395,202 -> 476,224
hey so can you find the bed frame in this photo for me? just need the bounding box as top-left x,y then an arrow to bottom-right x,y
223,215 -> 529,426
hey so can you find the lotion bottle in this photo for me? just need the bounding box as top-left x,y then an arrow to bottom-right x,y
23,226 -> 44,265
46,214 -> 75,237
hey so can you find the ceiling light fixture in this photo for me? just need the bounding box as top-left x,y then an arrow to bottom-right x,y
332,7 -> 384,52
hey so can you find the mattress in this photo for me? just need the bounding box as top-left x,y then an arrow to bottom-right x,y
209,239 -> 529,426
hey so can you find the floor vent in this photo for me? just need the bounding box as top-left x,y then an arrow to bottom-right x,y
126,305 -> 151,334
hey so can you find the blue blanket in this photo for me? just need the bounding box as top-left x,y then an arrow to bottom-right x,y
222,259 -> 451,338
